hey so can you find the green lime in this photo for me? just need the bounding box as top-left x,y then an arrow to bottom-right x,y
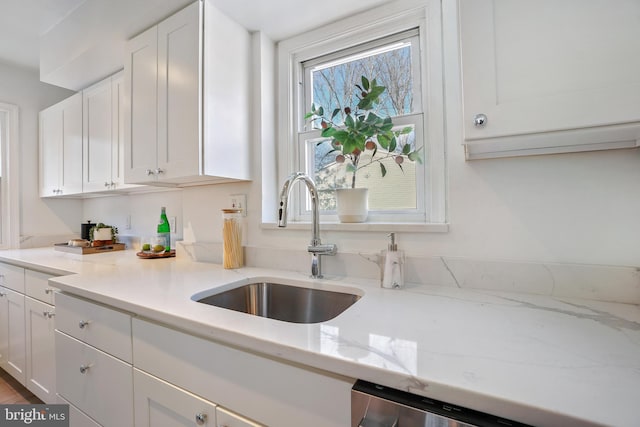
142,243 -> 151,251
152,244 -> 165,253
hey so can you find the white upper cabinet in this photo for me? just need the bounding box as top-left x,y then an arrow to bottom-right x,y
39,93 -> 84,197
124,0 -> 251,186
83,71 -> 140,193
458,0 -> 640,159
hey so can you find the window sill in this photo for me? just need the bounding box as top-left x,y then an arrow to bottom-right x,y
261,221 -> 449,233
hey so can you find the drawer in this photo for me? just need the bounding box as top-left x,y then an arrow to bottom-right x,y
55,331 -> 132,427
57,394 -> 102,427
0,263 -> 24,293
25,269 -> 57,304
55,293 -> 132,363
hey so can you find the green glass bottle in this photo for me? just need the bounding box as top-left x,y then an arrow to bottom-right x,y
157,207 -> 170,251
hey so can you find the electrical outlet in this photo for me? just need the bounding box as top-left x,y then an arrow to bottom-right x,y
169,216 -> 177,233
229,194 -> 247,216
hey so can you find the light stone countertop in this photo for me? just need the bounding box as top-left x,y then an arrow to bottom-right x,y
1,247 -> 639,427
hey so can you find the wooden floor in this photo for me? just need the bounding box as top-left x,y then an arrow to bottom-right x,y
0,368 -> 42,404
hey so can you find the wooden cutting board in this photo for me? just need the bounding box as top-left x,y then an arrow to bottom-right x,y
54,243 -> 125,254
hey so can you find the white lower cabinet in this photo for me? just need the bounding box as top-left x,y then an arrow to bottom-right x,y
134,368 -> 217,426
55,294 -> 352,427
57,394 -> 102,427
2,287 -> 26,384
25,297 -> 56,402
133,318 -> 352,427
55,293 -> 133,427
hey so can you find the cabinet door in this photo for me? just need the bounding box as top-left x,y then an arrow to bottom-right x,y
83,78 -> 114,192
216,407 -> 263,427
124,25 -> 159,184
25,297 -> 55,403
39,105 -> 63,197
5,287 -> 26,385
459,0 -> 640,156
61,93 -> 84,195
134,369 -> 217,427
111,71 -> 139,191
0,287 -> 8,370
55,331 -> 133,427
157,1 -> 201,180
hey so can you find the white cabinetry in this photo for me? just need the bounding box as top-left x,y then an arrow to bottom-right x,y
133,318 -> 351,427
24,269 -> 58,403
134,368 -> 218,427
216,407 -> 263,427
0,262 -> 26,384
55,293 -> 133,427
83,71 -> 139,193
124,0 -> 251,186
458,0 -> 640,159
39,93 -> 84,196
1,287 -> 26,384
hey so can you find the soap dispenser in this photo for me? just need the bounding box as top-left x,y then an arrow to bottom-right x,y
381,233 -> 404,289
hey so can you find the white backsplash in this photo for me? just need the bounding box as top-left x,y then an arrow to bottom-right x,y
177,241 -> 640,305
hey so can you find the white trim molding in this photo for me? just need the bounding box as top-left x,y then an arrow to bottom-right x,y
0,102 -> 20,248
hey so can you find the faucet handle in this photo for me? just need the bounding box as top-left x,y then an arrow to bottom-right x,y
308,243 -> 337,256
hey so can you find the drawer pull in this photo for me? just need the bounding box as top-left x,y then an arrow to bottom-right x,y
79,364 -> 91,374
43,311 -> 55,319
45,288 -> 55,294
79,320 -> 90,329
0,292 -> 6,297
195,413 -> 207,425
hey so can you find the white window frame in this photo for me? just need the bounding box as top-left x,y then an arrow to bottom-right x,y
0,102 -> 20,249
277,0 -> 447,230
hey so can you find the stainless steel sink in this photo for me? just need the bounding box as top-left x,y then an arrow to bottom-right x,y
193,281 -> 361,324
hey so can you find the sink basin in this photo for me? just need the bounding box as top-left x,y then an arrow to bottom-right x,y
193,280 -> 361,324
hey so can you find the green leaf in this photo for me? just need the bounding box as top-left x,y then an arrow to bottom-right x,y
378,133 -> 391,149
346,163 -> 356,173
365,112 -> 379,123
357,97 -> 373,110
402,144 -> 411,155
380,162 -> 387,177
331,108 -> 340,119
362,76 -> 370,91
344,113 -> 355,128
317,106 -> 324,116
408,151 -> 423,164
321,126 -> 336,136
389,137 -> 397,152
304,112 -> 313,120
401,126 -> 413,135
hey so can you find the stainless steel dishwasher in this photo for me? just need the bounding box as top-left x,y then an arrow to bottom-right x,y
352,380 -> 532,427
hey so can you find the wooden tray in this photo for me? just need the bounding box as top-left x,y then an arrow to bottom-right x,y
54,243 -> 125,255
136,249 -> 176,259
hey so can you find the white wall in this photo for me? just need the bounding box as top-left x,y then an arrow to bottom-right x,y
0,61 -> 82,247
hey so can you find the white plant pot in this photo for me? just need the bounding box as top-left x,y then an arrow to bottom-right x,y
335,188 -> 368,223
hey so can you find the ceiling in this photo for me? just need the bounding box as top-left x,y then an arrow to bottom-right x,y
0,0 -> 392,74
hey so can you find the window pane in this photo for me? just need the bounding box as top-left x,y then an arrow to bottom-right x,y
309,41 -> 414,128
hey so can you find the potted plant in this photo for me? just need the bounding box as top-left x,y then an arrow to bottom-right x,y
306,76 -> 422,222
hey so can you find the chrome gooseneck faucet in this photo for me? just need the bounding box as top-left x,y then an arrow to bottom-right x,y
278,172 -> 337,278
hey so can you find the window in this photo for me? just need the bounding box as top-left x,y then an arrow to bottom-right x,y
277,0 -> 446,228
300,31 -> 424,218
0,103 -> 20,248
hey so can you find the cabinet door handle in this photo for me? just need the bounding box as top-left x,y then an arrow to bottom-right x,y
154,168 -> 164,175
78,320 -> 90,329
473,113 -> 487,127
44,288 -> 54,294
43,311 -> 55,319
0,292 -> 6,297
145,169 -> 154,176
195,413 -> 207,425
79,364 -> 91,374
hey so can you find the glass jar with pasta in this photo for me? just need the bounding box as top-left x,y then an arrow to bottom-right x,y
221,208 -> 243,269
